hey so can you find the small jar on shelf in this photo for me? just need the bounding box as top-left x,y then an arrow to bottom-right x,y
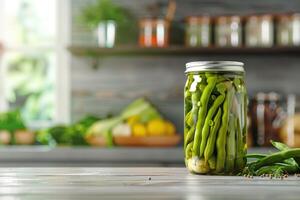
245,14 -> 274,47
249,92 -> 285,147
215,16 -> 242,47
138,18 -> 170,48
276,13 -> 300,46
280,94 -> 300,147
185,16 -> 212,47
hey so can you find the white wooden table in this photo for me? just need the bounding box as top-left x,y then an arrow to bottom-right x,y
0,167 -> 299,199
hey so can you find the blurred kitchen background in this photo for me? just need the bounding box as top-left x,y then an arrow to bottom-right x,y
0,0 -> 300,167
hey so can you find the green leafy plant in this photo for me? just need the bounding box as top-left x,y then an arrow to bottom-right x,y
79,0 -> 133,29
0,109 -> 26,133
36,115 -> 101,146
79,0 -> 137,44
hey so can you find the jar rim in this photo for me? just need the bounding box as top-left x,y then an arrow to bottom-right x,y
185,61 -> 244,73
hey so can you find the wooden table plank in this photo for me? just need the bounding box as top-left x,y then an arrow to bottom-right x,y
0,168 -> 299,199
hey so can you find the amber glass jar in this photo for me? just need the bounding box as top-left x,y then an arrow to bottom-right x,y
139,18 -> 170,47
249,92 -> 283,147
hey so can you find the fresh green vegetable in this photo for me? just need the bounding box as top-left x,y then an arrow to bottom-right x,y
248,148 -> 300,171
86,98 -> 161,146
246,154 -> 267,159
37,115 -> 101,146
242,141 -> 300,177
0,109 -> 26,133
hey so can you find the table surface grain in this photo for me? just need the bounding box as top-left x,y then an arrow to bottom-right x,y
0,167 -> 299,200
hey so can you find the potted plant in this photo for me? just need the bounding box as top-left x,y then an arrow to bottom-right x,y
79,0 -> 134,48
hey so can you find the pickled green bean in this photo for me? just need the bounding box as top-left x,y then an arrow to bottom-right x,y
225,114 -> 236,173
192,76 -> 217,157
204,108 -> 222,162
216,84 -> 234,173
200,95 -> 225,157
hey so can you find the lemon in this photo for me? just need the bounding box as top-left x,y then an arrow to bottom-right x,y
147,119 -> 166,136
127,115 -> 140,126
132,123 -> 147,137
165,121 -> 176,136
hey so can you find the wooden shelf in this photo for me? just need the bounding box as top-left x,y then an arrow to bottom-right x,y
68,45 -> 300,57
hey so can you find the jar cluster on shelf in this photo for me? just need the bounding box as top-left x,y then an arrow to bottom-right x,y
185,13 -> 300,48
138,13 -> 300,48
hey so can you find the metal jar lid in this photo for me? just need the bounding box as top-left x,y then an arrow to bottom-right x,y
185,61 -> 244,73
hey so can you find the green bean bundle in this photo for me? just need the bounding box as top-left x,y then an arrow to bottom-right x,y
184,69 -> 247,175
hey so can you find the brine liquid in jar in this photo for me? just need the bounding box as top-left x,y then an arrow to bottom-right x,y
184,61 -> 247,175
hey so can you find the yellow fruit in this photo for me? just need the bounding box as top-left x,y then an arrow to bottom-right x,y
165,121 -> 176,136
132,123 -> 147,137
127,115 -> 140,126
147,119 -> 166,136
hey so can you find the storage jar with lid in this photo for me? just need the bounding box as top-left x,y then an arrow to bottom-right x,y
184,61 -> 247,175
276,14 -> 300,46
139,18 -> 170,48
215,16 -> 242,47
185,16 -> 212,47
245,14 -> 274,47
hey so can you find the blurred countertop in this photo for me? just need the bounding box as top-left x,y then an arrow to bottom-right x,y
0,146 -> 274,167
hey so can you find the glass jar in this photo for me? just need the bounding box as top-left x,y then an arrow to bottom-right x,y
96,20 -> 117,48
276,14 -> 300,46
281,94 -> 300,147
184,61 -> 247,175
245,15 -> 274,47
249,92 -> 284,147
215,16 -> 242,47
185,16 -> 211,47
139,18 -> 170,48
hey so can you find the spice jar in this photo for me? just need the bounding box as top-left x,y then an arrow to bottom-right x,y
139,18 -> 170,48
215,16 -> 242,47
249,92 -> 284,147
185,16 -> 212,47
245,14 -> 274,47
184,61 -> 247,175
276,14 -> 300,46
280,94 -> 300,147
